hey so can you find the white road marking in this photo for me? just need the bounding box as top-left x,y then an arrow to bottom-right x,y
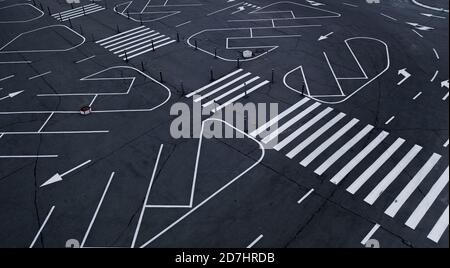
413,91 -> 422,100
412,29 -> 424,38
380,13 -> 397,21
315,125 -> 374,175
431,70 -> 439,82
297,189 -> 314,204
175,20 -> 191,28
385,153 -> 441,217
0,155 -> 58,158
0,75 -> 15,82
247,234 -> 264,248
364,145 -> 422,205
433,48 -> 440,60
443,92 -> 449,101
75,55 -> 96,64
207,2 -> 246,16
301,118 -> 359,167
81,172 -> 115,248
96,26 -> 146,44
287,113 -> 345,158
194,72 -> 252,102
203,77 -> 260,107
186,69 -> 243,98
28,71 -> 52,80
406,167 -> 449,230
131,144 -> 164,248
427,206 -> 449,243
347,138 -> 405,194
212,80 -> 270,112
29,206 -> 55,248
37,112 -> 54,133
385,116 -> 395,125
343,2 -> 358,8
330,131 -> 389,185
361,223 -> 380,246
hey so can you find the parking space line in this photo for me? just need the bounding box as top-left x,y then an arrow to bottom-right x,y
364,145 -> 422,205
38,112 -> 54,133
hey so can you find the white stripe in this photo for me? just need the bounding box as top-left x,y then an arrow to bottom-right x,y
54,4 -> 96,17
277,107 -> 334,153
364,145 -> 422,205
297,189 -> 314,204
315,125 -> 374,176
427,206 -> 449,243
186,69 -> 243,98
59,5 -> 104,19
0,74 -> 15,82
96,26 -> 146,44
301,118 -> 359,167
250,98 -> 309,137
114,35 -> 165,54
406,167 -> 449,229
29,206 -> 55,248
120,37 -> 171,57
330,131 -> 389,185
247,234 -> 263,248
385,153 -> 441,217
105,30 -> 156,49
203,77 -> 260,107
262,102 -> 321,144
126,39 -> 176,60
286,112 -> 345,158
101,28 -> 150,46
347,138 -> 405,194
110,33 -> 161,52
213,81 -> 270,112
361,224 -> 380,245
194,73 -> 252,102
28,71 -> 51,80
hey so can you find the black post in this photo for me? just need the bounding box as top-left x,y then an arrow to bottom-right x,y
152,40 -> 155,51
127,10 -> 130,19
141,61 -> 145,71
105,0 -> 108,9
194,40 -> 198,50
180,81 -> 185,95
140,15 -> 143,25
82,5 -> 86,16
160,72 -> 163,83
47,6 -> 51,15
237,58 -> 240,69
214,48 -> 217,59
301,83 -> 306,95
210,68 -> 214,82
32,0 -> 36,7
39,3 -> 44,11
69,18 -> 73,28
116,25 -> 120,33
271,69 -> 274,84
59,12 -> 63,21
79,25 -> 83,35
71,3 -> 74,9
124,51 -> 128,62
244,82 -> 248,98
176,33 -> 180,42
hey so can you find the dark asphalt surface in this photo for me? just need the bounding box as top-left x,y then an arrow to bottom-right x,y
0,0 -> 448,248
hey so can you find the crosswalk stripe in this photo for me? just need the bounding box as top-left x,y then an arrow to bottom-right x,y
330,131 -> 389,185
286,112 -> 345,158
427,206 -> 449,243
119,37 -> 171,57
126,39 -> 176,60
52,4 -> 96,17
315,125 -> 374,176
262,102 -> 321,144
406,167 -> 449,230
105,30 -> 156,49
100,28 -> 150,46
364,144 -> 422,205
347,138 -> 405,194
59,5 -> 104,20
274,107 -> 333,152
385,153 -> 442,218
202,76 -> 260,107
194,73 -> 252,102
300,118 -> 359,167
96,26 -> 146,44
112,34 -> 164,54
186,69 -> 244,98
250,98 -> 309,137
212,80 -> 270,112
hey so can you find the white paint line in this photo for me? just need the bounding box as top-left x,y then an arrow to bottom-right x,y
343,2 -> 358,8
96,26 -> 146,44
361,224 -> 380,245
0,75 -> 15,82
110,33 -> 161,52
0,61 -> 31,64
207,2 -> 244,16
385,153 -> 441,217
297,189 -> 314,204
81,172 -> 115,248
247,234 -> 264,248
443,92 -> 449,101
175,20 -> 191,28
444,140 -> 449,148
102,28 -> 150,47
364,145 -> 422,205
203,76 -> 260,107
315,125 -> 374,176
433,48 -> 440,60
75,55 -> 96,64
104,29 -> 155,49
126,39 -> 176,60
250,98 -> 309,137
262,102 -> 321,144
406,167 -> 449,229
28,71 -> 52,81
380,13 -> 397,21
194,73 -> 252,102
427,206 -> 449,243
29,206 -> 55,248
213,80 -> 270,112
431,70 -> 439,82
385,116 -> 395,125
287,112 -> 345,158
330,131 -> 389,185
347,138 -> 405,194
131,145 -> 164,248
61,160 -> 92,177
301,118 -> 359,167
89,95 -> 98,107
0,155 -> 58,158
38,112 -> 54,133
413,91 -> 422,100
412,29 -> 424,38
186,69 -> 243,98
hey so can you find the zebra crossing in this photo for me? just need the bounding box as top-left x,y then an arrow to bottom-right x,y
186,69 -> 270,113
96,26 -> 176,61
248,96 -> 449,244
52,3 -> 105,22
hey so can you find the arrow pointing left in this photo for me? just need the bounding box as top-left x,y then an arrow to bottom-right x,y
40,160 -> 92,187
0,90 -> 24,101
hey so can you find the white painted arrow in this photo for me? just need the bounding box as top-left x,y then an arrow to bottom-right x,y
421,13 -> 446,19
397,68 -> 411,86
318,32 -> 334,41
40,160 -> 92,187
231,6 -> 245,14
0,90 -> 24,101
441,80 -> 449,89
